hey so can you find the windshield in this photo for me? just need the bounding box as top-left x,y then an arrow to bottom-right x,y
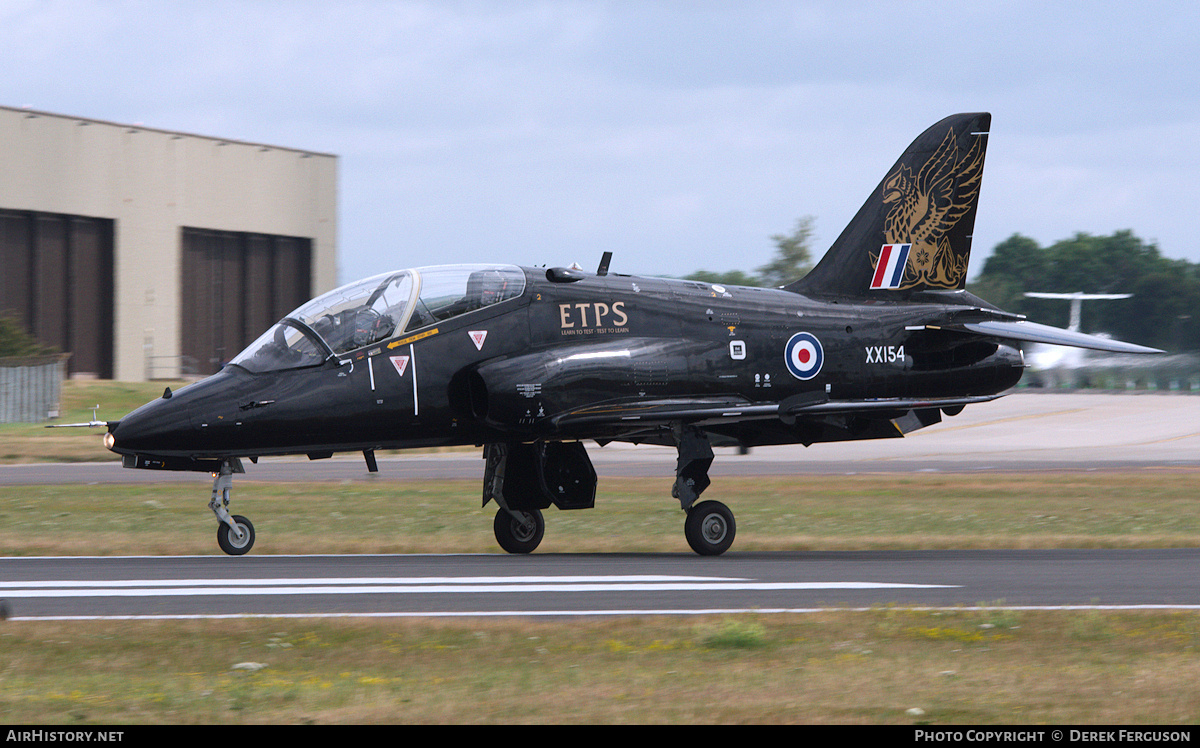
230,265 -> 525,373
297,271 -> 416,355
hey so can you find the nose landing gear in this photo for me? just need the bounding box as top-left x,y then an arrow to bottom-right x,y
209,459 -> 256,555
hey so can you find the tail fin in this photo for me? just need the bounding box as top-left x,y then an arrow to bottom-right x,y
787,112 -> 990,298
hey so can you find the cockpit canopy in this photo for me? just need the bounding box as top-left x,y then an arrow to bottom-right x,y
230,264 -> 525,373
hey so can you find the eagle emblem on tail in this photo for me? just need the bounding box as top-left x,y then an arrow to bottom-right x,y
872,125 -> 986,290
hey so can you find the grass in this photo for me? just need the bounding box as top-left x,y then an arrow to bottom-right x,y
1,610 -> 1198,724
2,472 -> 1199,556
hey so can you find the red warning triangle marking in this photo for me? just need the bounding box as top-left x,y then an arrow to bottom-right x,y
389,355 -> 409,377
468,330 -> 488,351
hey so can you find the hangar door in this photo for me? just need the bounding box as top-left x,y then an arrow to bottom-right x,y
181,228 -> 312,376
0,210 -> 115,378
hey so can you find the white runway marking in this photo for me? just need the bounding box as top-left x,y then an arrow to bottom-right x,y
0,574 -> 957,598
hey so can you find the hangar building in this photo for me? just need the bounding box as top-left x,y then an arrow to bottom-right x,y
0,105 -> 337,381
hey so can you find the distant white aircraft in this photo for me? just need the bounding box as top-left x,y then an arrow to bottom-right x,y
1023,292 -> 1132,371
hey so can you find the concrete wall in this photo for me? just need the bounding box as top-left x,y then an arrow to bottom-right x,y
0,106 -> 337,381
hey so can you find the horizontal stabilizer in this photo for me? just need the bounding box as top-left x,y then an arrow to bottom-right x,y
952,319 -> 1163,354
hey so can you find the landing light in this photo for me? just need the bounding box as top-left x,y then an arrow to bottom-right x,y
104,433 -> 115,450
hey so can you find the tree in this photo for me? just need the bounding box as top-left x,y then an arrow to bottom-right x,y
682,269 -> 760,287
757,215 -> 816,288
971,230 -> 1193,350
0,315 -> 56,357
684,215 -> 817,288
970,233 -> 1045,312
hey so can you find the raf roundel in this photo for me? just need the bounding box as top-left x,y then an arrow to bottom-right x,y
784,331 -> 824,380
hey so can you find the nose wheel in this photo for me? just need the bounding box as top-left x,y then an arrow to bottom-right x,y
217,515 -> 256,555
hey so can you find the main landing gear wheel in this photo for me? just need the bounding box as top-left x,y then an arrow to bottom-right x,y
684,500 -> 736,556
493,508 -> 545,554
217,514 -> 256,556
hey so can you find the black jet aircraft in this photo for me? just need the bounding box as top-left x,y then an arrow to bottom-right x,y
101,113 -> 1161,556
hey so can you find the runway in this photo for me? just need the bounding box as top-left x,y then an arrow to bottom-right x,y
3,549 -> 1199,620
3,392 -> 1199,620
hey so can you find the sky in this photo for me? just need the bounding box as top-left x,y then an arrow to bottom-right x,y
3,0 -> 1198,287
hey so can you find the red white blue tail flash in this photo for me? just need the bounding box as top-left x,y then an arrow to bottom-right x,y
871,243 -> 911,290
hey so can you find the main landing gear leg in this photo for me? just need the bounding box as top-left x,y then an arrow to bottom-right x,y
482,443 -> 546,554
673,425 -> 736,556
209,459 -> 255,556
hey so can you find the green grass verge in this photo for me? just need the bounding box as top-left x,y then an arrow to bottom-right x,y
2,472 -> 1199,556
1,610 -> 1198,724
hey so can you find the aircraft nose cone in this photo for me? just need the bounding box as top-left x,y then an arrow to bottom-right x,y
106,396 -> 194,456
